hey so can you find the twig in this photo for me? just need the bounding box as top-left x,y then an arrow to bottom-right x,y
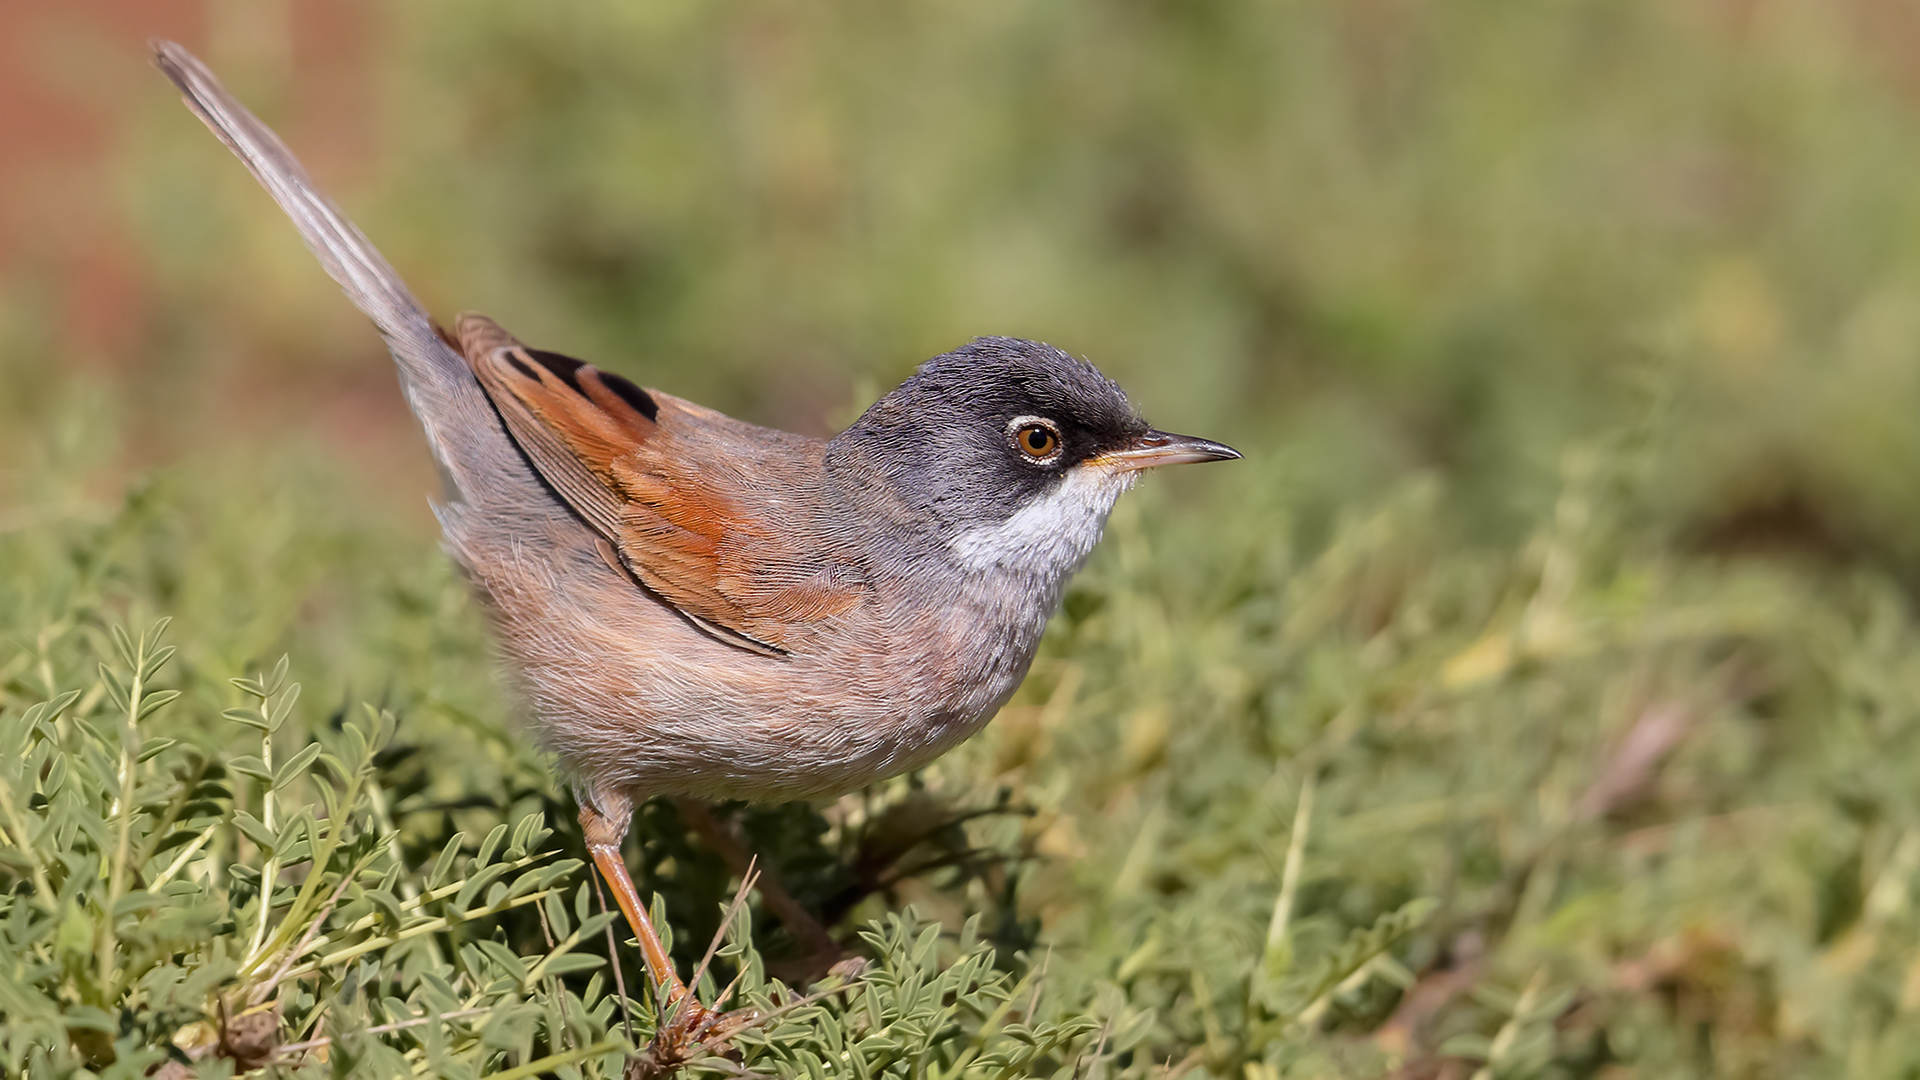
1265,772 -> 1316,967
253,870 -> 357,1005
0,775 -> 55,907
590,863 -> 637,1045
1023,944 -> 1052,1026
725,975 -> 862,1029
101,624 -> 163,993
150,819 -> 221,890
666,861 -> 760,1032
366,776 -> 446,967
687,860 -> 759,1003
459,1038 -> 620,1080
532,890 -> 576,1046
277,850 -> 552,957
1072,1016 -> 1114,1080
275,887 -> 561,982
1161,1047 -> 1205,1079
273,1006 -> 494,1057
1468,969 -> 1547,1080
243,692 -> 281,969
1297,955 -> 1382,1028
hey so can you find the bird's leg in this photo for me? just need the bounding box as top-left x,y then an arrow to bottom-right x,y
578,799 -> 689,1008
579,792 -> 759,1066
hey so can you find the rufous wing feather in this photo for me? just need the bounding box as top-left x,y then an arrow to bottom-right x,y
457,314 -> 866,655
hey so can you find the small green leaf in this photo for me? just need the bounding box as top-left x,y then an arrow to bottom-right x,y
1529,984 -> 1579,1021
543,890 -> 572,939
273,742 -> 323,790
136,736 -> 178,763
454,861 -> 512,912
541,953 -> 604,978
365,888 -> 406,931
536,859 -> 584,888
575,910 -> 616,942
281,808 -> 318,857
43,754 -> 68,796
476,939 -> 529,982
223,706 -> 269,731
476,823 -> 509,868
110,625 -> 137,670
429,833 -> 465,890
1440,1033 -> 1494,1061
319,782 -> 342,828
506,869 -> 546,902
507,812 -> 538,862
1472,984 -> 1519,1015
150,828 -> 203,856
142,644 -> 177,680
370,708 -> 397,755
267,682 -> 301,731
114,890 -> 161,918
234,811 -> 276,853
98,664 -> 128,714
312,752 -> 349,784
38,689 -> 83,727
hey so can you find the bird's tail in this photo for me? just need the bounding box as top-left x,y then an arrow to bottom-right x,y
149,40 -> 518,508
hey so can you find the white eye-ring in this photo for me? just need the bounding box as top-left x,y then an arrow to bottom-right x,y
1007,415 -> 1064,465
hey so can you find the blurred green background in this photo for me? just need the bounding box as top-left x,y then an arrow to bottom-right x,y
13,0 -> 1920,1075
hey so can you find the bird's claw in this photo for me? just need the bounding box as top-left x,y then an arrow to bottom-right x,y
625,1000 -> 765,1080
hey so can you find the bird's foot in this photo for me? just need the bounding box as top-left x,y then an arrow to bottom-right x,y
662,996 -> 763,1050
624,997 -> 763,1079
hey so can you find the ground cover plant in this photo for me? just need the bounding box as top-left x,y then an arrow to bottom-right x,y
12,1 -> 1920,1076
10,423 -> 1920,1077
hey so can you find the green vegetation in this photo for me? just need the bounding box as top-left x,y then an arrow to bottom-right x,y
10,0 -> 1920,1075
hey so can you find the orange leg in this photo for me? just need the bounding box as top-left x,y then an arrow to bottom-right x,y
579,795 -> 758,1059
579,802 -> 693,1008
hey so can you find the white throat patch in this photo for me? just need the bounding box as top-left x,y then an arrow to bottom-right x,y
948,465 -> 1136,578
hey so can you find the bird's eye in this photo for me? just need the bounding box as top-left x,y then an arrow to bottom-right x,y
1009,418 -> 1062,463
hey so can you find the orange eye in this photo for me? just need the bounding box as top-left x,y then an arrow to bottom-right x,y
1015,422 -> 1060,460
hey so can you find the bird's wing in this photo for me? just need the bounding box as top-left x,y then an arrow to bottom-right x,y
457,314 -> 866,655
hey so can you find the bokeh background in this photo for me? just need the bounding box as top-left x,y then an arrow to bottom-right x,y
13,1 -> 1920,1075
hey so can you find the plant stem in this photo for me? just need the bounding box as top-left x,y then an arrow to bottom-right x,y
244,688 -> 279,968
274,887 -> 561,982
0,775 -> 55,908
151,820 -> 221,891
476,1039 -> 621,1080
285,851 -> 550,956
273,1007 -> 496,1057
97,633 -> 147,995
1469,968 -> 1546,1080
1265,771 -> 1317,965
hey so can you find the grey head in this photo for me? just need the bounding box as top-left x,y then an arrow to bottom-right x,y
829,336 -> 1239,583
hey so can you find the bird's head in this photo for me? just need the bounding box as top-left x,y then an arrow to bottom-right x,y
833,336 -> 1239,579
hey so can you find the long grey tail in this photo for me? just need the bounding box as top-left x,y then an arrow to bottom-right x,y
150,40 -> 514,510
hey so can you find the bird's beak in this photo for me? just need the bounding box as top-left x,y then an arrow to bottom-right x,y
1091,430 -> 1243,472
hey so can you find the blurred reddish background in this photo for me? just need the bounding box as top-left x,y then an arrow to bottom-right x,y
2,0 -> 377,364
0,0 -> 450,525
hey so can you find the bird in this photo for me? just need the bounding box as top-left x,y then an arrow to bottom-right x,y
153,40 -> 1239,1049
